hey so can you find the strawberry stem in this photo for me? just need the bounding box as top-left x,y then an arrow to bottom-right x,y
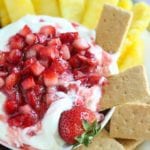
72,120 -> 101,149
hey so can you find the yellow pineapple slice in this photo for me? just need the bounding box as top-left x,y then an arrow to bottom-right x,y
118,36 -> 144,71
131,2 -> 150,32
32,0 -> 60,17
59,0 -> 85,23
0,0 -> 10,26
4,0 -> 35,22
118,2 -> 150,71
118,0 -> 133,10
82,0 -> 119,29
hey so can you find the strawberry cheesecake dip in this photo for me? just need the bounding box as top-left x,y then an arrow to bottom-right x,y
0,15 -> 118,150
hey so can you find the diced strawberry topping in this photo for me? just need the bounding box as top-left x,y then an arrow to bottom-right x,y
48,38 -> 62,49
26,90 -> 40,110
32,84 -> 45,96
0,71 -> 8,77
21,77 -> 36,90
73,38 -> 90,51
60,44 -> 70,60
25,33 -> 37,45
60,32 -> 78,43
22,58 -> 36,73
9,34 -> 25,50
0,52 -> 6,66
30,44 -> 45,53
0,24 -> 112,129
69,55 -> 81,68
36,101 -> 47,119
5,73 -> 18,90
52,58 -> 69,73
38,46 -> 50,59
4,99 -> 18,114
56,85 -> 67,93
0,77 -> 4,88
39,25 -> 56,37
30,61 -> 45,76
8,49 -> 22,64
77,54 -> 97,67
39,46 -> 59,60
8,112 -> 38,128
25,48 -> 37,59
39,59 -> 49,68
73,70 -> 85,80
21,61 -> 34,75
19,104 -> 32,114
88,74 -> 101,86
5,90 -> 23,106
43,69 -> 58,87
19,25 -> 32,37
48,46 -> 59,60
36,33 -> 47,44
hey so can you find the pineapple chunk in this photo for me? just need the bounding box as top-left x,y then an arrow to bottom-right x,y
131,2 -> 150,32
82,0 -> 119,29
0,0 -> 10,26
118,36 -> 144,71
118,0 -> 133,10
4,0 -> 35,22
59,0 -> 85,22
118,2 -> 150,71
32,0 -> 60,17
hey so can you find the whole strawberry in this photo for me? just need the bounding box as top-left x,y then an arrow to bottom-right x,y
58,106 -> 101,147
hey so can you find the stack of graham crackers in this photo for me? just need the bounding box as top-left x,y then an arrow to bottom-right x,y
77,4 -> 150,150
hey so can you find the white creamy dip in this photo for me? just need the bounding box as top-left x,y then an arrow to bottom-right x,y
0,15 -> 118,150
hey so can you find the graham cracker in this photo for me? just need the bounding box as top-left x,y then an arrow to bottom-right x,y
117,139 -> 143,150
110,103 -> 150,140
100,65 -> 150,111
76,130 -> 125,150
96,4 -> 132,53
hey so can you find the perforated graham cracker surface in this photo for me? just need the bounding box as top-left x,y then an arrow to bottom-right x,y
76,130 -> 125,150
100,65 -> 150,110
110,103 -> 150,140
96,3 -> 132,53
117,139 -> 143,150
